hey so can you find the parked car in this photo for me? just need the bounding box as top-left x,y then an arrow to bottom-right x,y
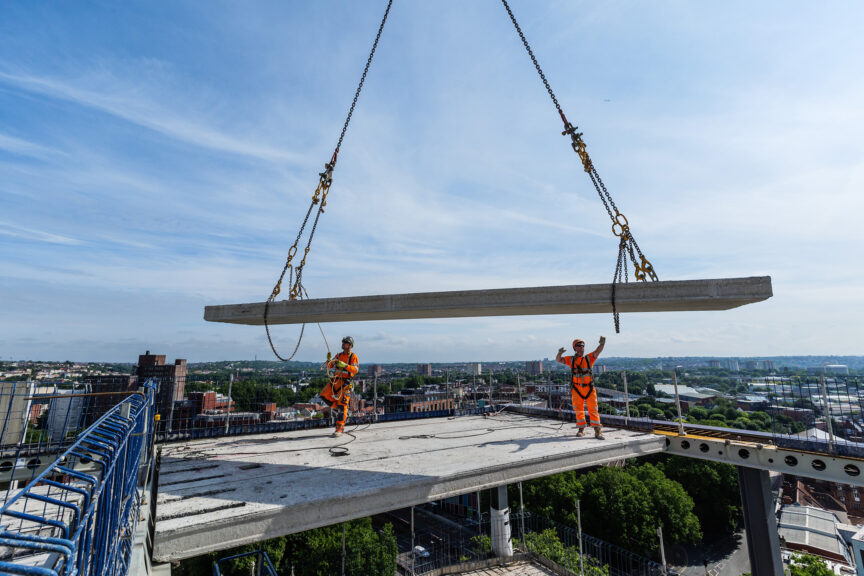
413,546 -> 430,558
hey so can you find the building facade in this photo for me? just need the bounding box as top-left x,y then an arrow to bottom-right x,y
136,350 -> 187,431
525,361 -> 543,376
81,374 -> 138,426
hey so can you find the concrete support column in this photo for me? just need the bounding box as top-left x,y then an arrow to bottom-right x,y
490,485 -> 513,558
737,466 -> 782,576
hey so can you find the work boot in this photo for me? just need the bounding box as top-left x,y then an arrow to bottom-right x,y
330,429 -> 343,438
575,428 -> 585,437
594,427 -> 605,440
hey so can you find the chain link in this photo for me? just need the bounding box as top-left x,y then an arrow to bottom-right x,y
500,0 -> 565,122
500,0 -> 658,332
333,0 -> 394,163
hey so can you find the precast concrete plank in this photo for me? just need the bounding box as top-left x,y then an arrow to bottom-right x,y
153,412 -> 664,561
203,276 -> 773,325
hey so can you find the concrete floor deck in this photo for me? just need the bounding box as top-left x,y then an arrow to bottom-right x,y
461,560 -> 562,575
203,276 -> 773,325
153,413 -> 665,561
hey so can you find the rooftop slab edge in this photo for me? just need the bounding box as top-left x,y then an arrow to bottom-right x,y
151,415 -> 665,561
203,275 -> 773,325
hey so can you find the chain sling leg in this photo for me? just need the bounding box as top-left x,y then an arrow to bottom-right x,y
500,0 -> 658,333
265,0 -> 394,359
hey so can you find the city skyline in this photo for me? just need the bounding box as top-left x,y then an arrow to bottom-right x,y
2,2 -> 863,362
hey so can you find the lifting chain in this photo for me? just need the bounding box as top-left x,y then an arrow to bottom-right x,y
500,0 -> 658,333
265,0 -> 394,361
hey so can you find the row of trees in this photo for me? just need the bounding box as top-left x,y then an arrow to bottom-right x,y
184,377 -> 327,411
685,398 -> 807,434
744,552 -> 837,576
517,455 -> 743,558
183,372 -> 452,413
524,529 -> 609,575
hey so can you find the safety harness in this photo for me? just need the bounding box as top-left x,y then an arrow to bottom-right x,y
331,351 -> 359,403
570,355 -> 595,400
334,352 -> 359,381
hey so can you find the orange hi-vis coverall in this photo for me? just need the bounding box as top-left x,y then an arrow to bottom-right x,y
558,352 -> 600,428
322,350 -> 359,432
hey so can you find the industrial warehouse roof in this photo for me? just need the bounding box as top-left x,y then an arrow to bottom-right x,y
653,384 -> 716,400
153,411 -> 664,562
778,505 -> 852,563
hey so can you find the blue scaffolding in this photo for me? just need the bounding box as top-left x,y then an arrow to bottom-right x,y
0,382 -> 155,576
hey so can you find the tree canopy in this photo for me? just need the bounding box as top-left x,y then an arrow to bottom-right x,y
788,553 -> 835,576
519,462 -> 701,557
175,518 -> 397,576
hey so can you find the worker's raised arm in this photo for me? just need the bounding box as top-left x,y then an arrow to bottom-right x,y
592,336 -> 606,357
555,347 -> 566,363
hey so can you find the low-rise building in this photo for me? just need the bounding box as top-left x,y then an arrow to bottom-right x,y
653,384 -> 715,406
779,505 -> 853,566
384,388 -> 454,413
736,394 -> 770,411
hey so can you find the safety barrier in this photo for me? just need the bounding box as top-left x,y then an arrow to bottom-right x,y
0,383 -> 155,576
212,550 -> 277,576
511,374 -> 864,460
513,512 -> 679,576
400,511 -> 676,576
156,405 -> 492,444
0,383 -> 147,491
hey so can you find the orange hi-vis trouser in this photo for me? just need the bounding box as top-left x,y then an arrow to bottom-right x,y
571,384 -> 601,428
321,378 -> 352,431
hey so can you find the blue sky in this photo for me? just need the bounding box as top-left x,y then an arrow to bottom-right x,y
1,1 -> 862,363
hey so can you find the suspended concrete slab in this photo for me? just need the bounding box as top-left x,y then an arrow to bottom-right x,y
152,412 -> 664,561
204,276 -> 772,325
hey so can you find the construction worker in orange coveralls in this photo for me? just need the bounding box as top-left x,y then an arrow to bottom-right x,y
322,336 -> 359,437
556,336 -> 606,439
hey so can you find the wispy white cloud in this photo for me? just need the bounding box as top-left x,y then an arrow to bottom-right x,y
0,132 -> 64,160
1,2 -> 863,361
0,68 -> 305,163
0,222 -> 82,245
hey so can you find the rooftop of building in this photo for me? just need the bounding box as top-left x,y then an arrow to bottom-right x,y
778,504 -> 851,563
653,384 -> 716,399
737,394 -> 771,403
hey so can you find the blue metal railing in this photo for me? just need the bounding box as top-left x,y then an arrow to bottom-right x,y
0,383 -> 96,454
0,383 -> 155,576
212,550 -> 277,576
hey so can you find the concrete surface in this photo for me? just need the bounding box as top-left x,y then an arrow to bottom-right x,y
458,560 -> 562,575
152,413 -> 664,561
203,276 -> 773,325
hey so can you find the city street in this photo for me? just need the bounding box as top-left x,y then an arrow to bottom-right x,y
674,530 -> 750,576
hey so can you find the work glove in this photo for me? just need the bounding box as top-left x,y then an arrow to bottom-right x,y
558,347 -> 566,355
326,351 -> 332,361
599,336 -> 606,346
335,360 -> 348,368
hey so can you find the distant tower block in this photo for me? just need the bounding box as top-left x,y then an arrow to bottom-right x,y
204,277 -> 773,326
525,361 -> 543,375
